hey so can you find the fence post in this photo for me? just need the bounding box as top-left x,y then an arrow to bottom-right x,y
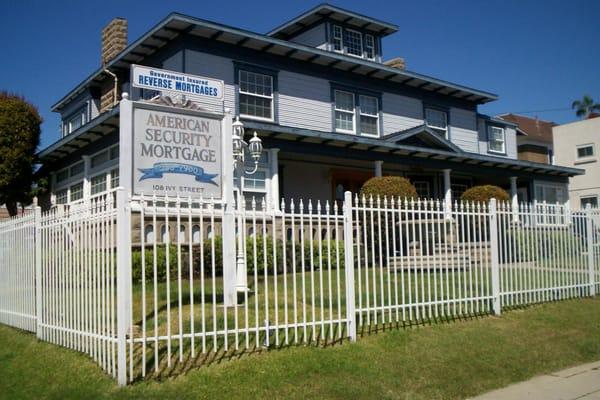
34,205 -> 42,338
489,198 -> 501,315
343,191 -> 356,341
116,188 -> 132,386
586,205 -> 596,297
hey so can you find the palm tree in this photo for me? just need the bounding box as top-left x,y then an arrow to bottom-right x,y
571,95 -> 600,119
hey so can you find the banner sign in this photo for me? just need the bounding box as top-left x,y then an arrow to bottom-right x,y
132,107 -> 223,199
131,65 -> 224,99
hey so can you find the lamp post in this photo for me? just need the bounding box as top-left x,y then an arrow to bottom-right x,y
231,116 -> 263,293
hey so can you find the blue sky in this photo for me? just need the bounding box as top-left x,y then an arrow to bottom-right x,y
1,0 -> 598,150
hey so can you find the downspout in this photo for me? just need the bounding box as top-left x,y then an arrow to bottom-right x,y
104,68 -> 118,108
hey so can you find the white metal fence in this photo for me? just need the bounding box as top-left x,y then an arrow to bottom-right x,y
0,189 -> 598,385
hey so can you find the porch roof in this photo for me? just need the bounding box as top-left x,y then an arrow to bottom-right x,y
244,121 -> 584,178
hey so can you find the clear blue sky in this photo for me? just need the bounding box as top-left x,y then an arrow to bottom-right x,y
1,0 -> 598,150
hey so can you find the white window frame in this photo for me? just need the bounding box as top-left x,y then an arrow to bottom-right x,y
580,195 -> 598,209
359,95 -> 379,137
334,90 -> 356,134
425,108 -> 448,138
238,70 -> 274,122
365,34 -> 375,60
487,125 -> 506,154
576,143 -> 595,160
332,25 -> 343,53
62,106 -> 87,136
344,28 -> 363,58
241,167 -> 268,193
69,181 -> 84,202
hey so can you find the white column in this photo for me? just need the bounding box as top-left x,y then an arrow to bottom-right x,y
443,169 -> 452,219
510,176 -> 519,223
82,155 -> 91,200
374,160 -> 383,177
269,148 -> 280,210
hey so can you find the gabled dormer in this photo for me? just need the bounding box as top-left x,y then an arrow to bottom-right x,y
267,3 -> 398,62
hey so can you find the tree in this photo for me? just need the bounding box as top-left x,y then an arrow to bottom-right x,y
571,95 -> 600,119
0,92 -> 42,216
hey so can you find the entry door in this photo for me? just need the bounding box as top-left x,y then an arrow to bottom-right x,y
331,169 -> 373,202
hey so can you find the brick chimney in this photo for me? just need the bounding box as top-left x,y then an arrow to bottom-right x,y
101,18 -> 128,66
384,57 -> 406,70
99,18 -> 127,113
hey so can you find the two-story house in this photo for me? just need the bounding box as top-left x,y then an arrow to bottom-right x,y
37,4 -> 582,209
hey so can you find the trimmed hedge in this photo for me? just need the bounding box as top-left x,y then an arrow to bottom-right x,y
132,245 -> 179,283
461,185 -> 509,203
359,176 -> 418,199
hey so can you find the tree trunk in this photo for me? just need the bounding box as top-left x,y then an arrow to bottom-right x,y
5,201 -> 18,217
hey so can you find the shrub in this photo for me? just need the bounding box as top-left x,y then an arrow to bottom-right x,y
131,244 -> 180,283
506,228 -> 580,262
461,185 -> 509,203
359,176 -> 418,199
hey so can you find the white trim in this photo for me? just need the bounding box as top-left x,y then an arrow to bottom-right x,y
332,25 -> 343,53
425,107 -> 448,139
344,28 -> 363,57
334,90 -> 356,134
238,69 -> 274,122
487,125 -> 506,154
359,94 -> 379,137
576,143 -> 596,160
364,34 -> 375,60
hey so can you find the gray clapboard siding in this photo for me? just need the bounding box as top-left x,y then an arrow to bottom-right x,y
477,119 -> 518,159
289,24 -> 328,50
381,93 -> 423,135
278,70 -> 332,131
449,107 -> 478,153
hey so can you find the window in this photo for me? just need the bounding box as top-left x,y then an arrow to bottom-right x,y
161,225 -> 169,243
535,184 -> 567,204
110,168 -> 119,189
488,126 -> 506,154
359,95 -> 379,136
70,182 -> 84,202
576,144 -> 595,159
62,107 -> 87,136
332,25 -> 343,52
334,90 -> 355,132
178,225 -> 186,243
581,196 -> 598,209
243,169 -> 267,191
144,225 -> 155,244
451,183 -> 469,199
91,174 -> 107,195
192,225 -> 201,244
110,146 -> 119,160
425,108 -> 448,138
91,150 -> 109,168
70,162 -> 84,176
239,70 -> 273,120
344,29 -> 363,57
365,34 -> 375,59
56,189 -> 68,204
413,181 -> 430,198
56,168 -> 69,183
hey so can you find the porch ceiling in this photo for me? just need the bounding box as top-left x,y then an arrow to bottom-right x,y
244,120 -> 584,178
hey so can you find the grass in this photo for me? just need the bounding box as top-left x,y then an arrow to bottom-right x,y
1,297 -> 599,399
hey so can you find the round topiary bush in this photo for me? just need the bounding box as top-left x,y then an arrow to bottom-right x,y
359,176 -> 418,199
460,185 -> 509,203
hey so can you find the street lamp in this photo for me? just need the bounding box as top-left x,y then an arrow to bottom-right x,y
231,116 -> 263,293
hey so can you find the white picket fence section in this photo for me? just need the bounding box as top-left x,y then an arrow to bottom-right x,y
0,188 -> 598,385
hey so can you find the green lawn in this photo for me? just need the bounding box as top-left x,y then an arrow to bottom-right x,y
1,297 -> 599,399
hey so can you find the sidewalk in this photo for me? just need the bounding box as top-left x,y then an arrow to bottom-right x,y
471,361 -> 600,400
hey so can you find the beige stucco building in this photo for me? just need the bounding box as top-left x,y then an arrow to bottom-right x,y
553,116 -> 600,209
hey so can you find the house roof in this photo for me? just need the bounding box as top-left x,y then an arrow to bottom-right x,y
497,114 -> 555,144
52,12 -> 498,112
267,3 -> 399,39
385,124 -> 465,154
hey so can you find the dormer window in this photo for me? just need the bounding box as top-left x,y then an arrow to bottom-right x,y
344,29 -> 363,57
62,106 -> 88,137
332,25 -> 343,52
330,24 -> 378,60
365,34 -> 375,60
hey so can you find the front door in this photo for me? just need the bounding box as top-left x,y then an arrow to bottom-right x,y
331,169 -> 373,203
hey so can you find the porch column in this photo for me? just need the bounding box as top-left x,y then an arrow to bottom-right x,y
50,172 -> 57,206
510,176 -> 519,223
269,148 -> 280,210
374,160 -> 383,177
443,169 -> 452,219
82,155 -> 92,201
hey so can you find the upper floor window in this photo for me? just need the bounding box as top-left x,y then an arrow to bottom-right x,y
365,34 -> 375,60
425,108 -> 448,138
91,174 -> 107,195
344,29 -> 363,57
488,126 -> 506,154
359,95 -> 379,136
334,90 -> 355,133
239,70 -> 274,121
576,144 -> 595,160
62,107 -> 87,136
332,25 -> 343,52
70,182 -> 84,202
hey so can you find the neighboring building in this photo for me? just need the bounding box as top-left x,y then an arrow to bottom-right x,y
497,113 -> 555,165
553,116 -> 600,209
37,4 -> 582,209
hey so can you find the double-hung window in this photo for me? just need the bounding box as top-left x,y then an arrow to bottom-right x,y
344,29 -> 363,57
91,174 -> 107,195
425,108 -> 448,138
488,126 -> 506,154
332,25 -> 343,52
238,70 -> 274,121
359,95 -> 379,136
365,34 -> 375,60
334,90 -> 355,133
62,106 -> 87,136
70,182 -> 84,202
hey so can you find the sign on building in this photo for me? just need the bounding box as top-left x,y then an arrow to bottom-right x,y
132,106 -> 223,199
131,64 -> 224,100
